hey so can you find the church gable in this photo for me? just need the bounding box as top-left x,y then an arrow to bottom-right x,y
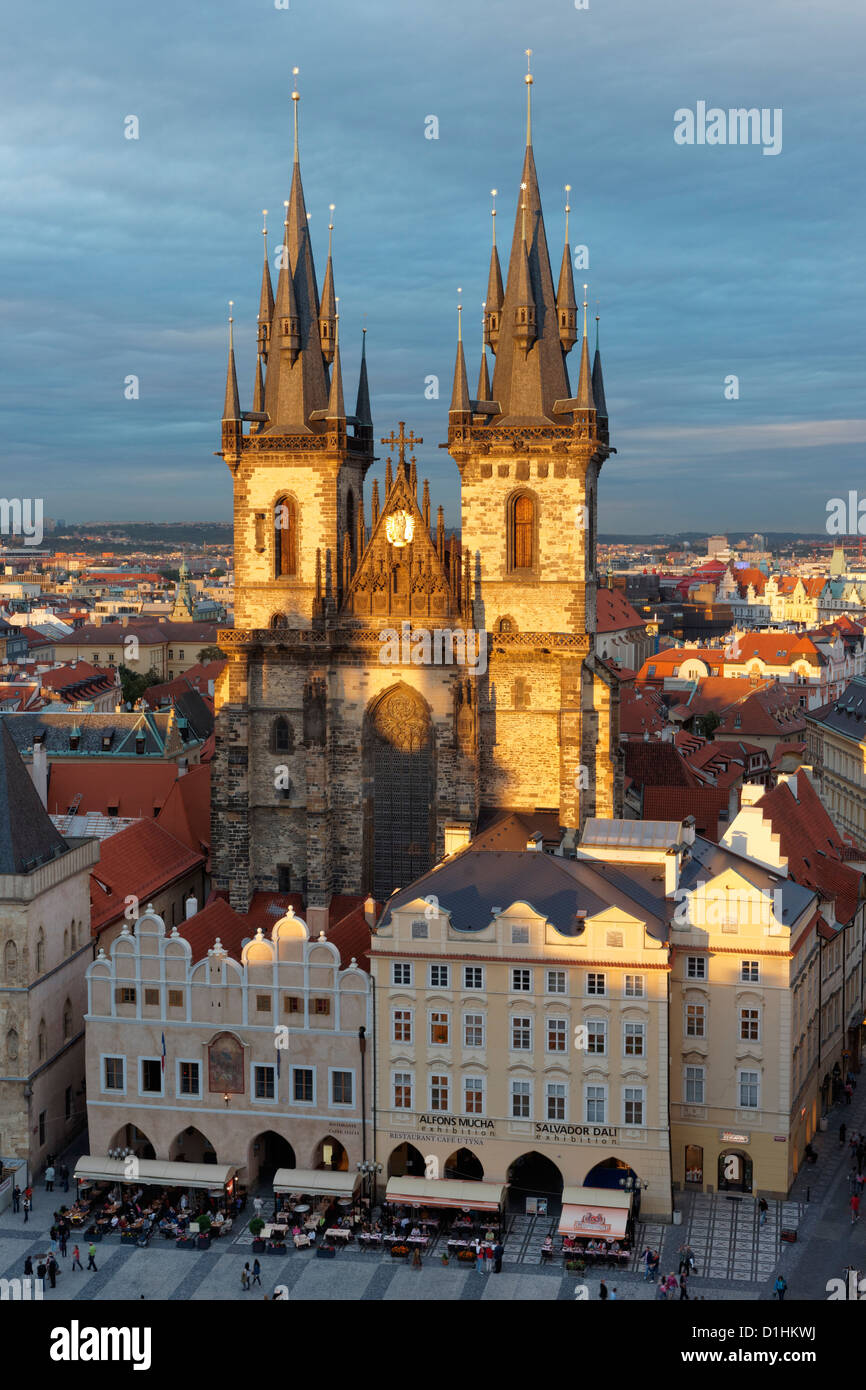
343,462 -> 459,622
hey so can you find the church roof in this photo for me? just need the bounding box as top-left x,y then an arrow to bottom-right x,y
0,720 -> 69,875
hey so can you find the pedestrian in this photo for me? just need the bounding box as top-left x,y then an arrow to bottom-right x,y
71,1245 -> 83,1271
251,1258 -> 262,1287
47,1256 -> 57,1290
759,1197 -> 769,1228
59,1229 -> 68,1258
253,1197 -> 263,1219
24,1256 -> 33,1278
774,1274 -> 787,1301
609,1286 -> 617,1300
44,1164 -> 55,1192
649,1249 -> 660,1280
37,1262 -> 46,1284
599,1279 -> 608,1301
493,1241 -> 503,1273
12,1184 -> 20,1213
642,1246 -> 654,1281
411,1246 -> 422,1269
60,1164 -> 69,1193
87,1243 -> 97,1271
846,1084 -> 854,1105
679,1273 -> 689,1300
22,1196 -> 30,1223
655,1276 -> 667,1300
475,1239 -> 483,1273
840,1122 -> 847,1146
241,1262 -> 251,1291
678,1244 -> 692,1275
484,1242 -> 494,1273
851,1193 -> 861,1225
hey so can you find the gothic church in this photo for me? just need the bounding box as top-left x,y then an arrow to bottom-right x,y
212,70 -> 622,927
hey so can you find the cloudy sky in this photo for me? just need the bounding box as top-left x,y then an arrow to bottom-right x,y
2,0 -> 863,533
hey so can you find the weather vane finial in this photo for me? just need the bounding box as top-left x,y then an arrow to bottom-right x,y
490,188 -> 498,247
525,49 -> 533,144
328,203 -> 335,257
457,287 -> 463,343
291,67 -> 300,160
564,184 -> 571,246
583,283 -> 588,339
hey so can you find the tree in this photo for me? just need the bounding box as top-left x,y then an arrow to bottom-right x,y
695,711 -> 721,739
118,665 -> 162,706
197,645 -> 224,664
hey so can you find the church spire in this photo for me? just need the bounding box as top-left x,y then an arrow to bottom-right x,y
326,304 -> 345,421
257,209 -> 275,359
477,304 -> 491,401
556,185 -> 577,354
355,326 -> 372,430
223,302 -> 240,421
253,352 -> 265,416
484,189 -> 504,352
575,287 -> 595,411
592,311 -> 608,424
449,293 -> 471,415
319,205 -> 337,364
524,49 -> 533,146
489,60 -> 571,422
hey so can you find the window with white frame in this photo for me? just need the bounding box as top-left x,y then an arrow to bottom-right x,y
685,1002 -> 706,1037
392,1009 -> 413,1044
139,1059 -> 163,1095
253,1064 -> 275,1100
511,1016 -> 532,1050
740,960 -> 760,983
511,968 -> 532,992
624,1022 -> 646,1057
393,1072 -> 413,1109
686,956 -> 706,980
624,974 -> 645,998
463,1076 -> 484,1114
586,1018 -> 607,1054
511,925 -> 530,945
546,969 -> 567,995
738,1070 -> 759,1108
621,1086 -> 643,1125
684,1065 -> 705,1104
411,920 -> 428,939
463,965 -> 484,990
177,1060 -> 200,1097
546,1082 -> 567,1121
739,1008 -> 760,1042
103,1056 -> 124,1092
463,1013 -> 484,1049
392,962 -> 413,986
292,1067 -> 314,1104
585,1085 -> 606,1123
430,1011 -> 450,1046
330,1070 -> 354,1106
547,1018 -> 568,1053
430,1074 -> 450,1111
510,1078 -> 531,1118
587,972 -> 606,996
429,964 -> 450,989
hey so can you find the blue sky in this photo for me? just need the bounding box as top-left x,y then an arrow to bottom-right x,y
2,0 -> 863,532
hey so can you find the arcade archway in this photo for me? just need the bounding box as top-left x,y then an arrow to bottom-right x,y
444,1147 -> 484,1182
506,1151 -> 564,1214
387,1142 -> 425,1178
248,1131 -> 295,1186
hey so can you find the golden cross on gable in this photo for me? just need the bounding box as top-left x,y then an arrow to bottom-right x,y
380,421 -> 422,470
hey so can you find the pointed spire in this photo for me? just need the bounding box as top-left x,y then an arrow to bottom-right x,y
258,210 -> 275,359
484,190 -> 504,352
592,311 -> 608,422
422,478 -> 431,529
385,458 -> 393,493
222,302 -> 240,421
272,199 -> 301,365
319,205 -> 337,364
409,456 -> 418,495
326,305 -> 345,421
575,287 -> 595,411
356,495 -> 366,562
371,477 -> 380,526
556,185 -> 577,354
477,304 -> 491,400
355,327 -> 372,428
253,352 -> 266,415
436,505 -> 445,561
449,292 -> 471,414
512,180 -> 537,354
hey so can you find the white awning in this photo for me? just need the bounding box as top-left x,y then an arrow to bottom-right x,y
73,1156 -> 240,1191
272,1168 -> 361,1198
558,1185 -> 632,1239
385,1177 -> 505,1212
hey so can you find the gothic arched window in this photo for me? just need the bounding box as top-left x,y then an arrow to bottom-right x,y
63,999 -> 73,1040
6,1028 -> 18,1064
38,1018 -> 47,1062
275,496 -> 298,577
4,940 -> 17,983
509,492 -> 536,572
272,716 -> 293,754
36,927 -> 45,975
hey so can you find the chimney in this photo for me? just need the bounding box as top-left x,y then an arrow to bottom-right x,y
364,895 -> 377,927
526,832 -> 543,851
740,783 -> 764,808
777,771 -> 798,800
681,815 -> 696,847
664,844 -> 680,896
29,740 -> 48,808
185,895 -> 198,920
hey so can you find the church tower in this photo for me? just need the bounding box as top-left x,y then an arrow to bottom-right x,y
446,54 -> 620,829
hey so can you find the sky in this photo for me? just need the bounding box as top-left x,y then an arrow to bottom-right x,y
1,0 -> 864,533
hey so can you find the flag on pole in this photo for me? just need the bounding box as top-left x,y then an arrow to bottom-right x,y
161,1031 -> 166,1074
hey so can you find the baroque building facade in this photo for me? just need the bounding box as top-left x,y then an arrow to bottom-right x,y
212,73 -> 622,924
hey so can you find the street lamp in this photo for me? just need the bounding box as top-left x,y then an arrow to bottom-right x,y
356,1159 -> 383,1212
619,1173 -> 649,1220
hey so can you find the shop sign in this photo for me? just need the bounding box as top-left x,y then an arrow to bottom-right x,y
416,1114 -> 495,1133
534,1123 -> 619,1145
719,1130 -> 749,1144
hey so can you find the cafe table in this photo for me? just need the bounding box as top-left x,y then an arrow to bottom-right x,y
324,1227 -> 353,1243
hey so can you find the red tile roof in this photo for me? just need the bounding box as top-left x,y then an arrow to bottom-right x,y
90,819 -> 205,934
642,786 -> 730,840
757,774 -> 862,924
179,896 -> 250,961
47,761 -> 179,818
156,763 -> 211,868
595,588 -> 647,635
623,739 -> 699,789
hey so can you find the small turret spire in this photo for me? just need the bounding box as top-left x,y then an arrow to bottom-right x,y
253,352 -> 265,416
326,301 -> 345,421
575,284 -> 595,411
477,302 -> 491,400
450,290 -> 471,413
272,199 -> 301,365
512,183 -> 537,354
556,184 -> 577,354
319,204 -> 337,363
592,309 -> 608,427
258,210 -> 275,359
223,301 -> 240,421
484,190 -> 504,352
371,476 -> 380,526
355,326 -> 373,430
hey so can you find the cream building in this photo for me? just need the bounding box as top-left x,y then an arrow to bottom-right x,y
82,905 -> 372,1191
370,831 -> 673,1221
807,676 -> 866,851
0,723 -> 98,1180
